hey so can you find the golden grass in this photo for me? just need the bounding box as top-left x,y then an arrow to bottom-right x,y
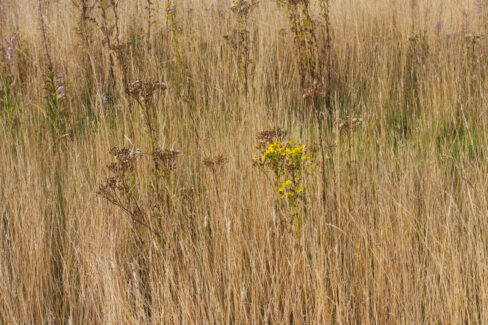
1,0 -> 488,323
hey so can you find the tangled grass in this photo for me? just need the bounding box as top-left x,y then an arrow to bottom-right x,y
1,0 -> 488,323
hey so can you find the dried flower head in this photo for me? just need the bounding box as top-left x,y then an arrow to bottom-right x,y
127,79 -> 167,105
203,154 -> 227,170
257,127 -> 287,144
335,117 -> 363,132
98,146 -> 143,209
154,148 -> 179,171
108,146 -> 142,175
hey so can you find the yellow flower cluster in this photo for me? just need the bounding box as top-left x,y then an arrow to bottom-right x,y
253,139 -> 313,207
278,179 -> 292,194
278,179 -> 303,199
256,141 -> 310,163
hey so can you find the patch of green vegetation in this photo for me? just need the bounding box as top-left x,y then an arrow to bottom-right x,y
435,116 -> 485,162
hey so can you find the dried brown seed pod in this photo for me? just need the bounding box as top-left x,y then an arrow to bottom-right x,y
154,148 -> 180,170
257,127 -> 287,143
127,79 -> 167,105
203,154 -> 227,169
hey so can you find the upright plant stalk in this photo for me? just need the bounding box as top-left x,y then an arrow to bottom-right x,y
230,1 -> 258,98
38,0 -> 70,148
71,0 -> 98,119
166,2 -> 183,68
146,0 -> 153,51
280,0 -> 332,210
99,77 -> 168,321
318,0 -> 332,209
96,0 -> 118,92
38,1 -> 70,319
38,0 -> 52,68
253,129 -> 314,241
238,10 -> 250,98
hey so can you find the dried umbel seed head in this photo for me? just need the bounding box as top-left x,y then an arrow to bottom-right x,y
98,175 -> 128,197
335,117 -> 363,132
98,147 -> 143,200
203,154 -> 227,170
257,127 -> 287,144
127,79 -> 167,105
108,146 -> 142,175
154,148 -> 180,170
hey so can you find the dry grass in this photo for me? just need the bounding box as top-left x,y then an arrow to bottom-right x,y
1,0 -> 488,323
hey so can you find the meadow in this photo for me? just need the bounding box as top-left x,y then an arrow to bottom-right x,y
1,0 -> 488,323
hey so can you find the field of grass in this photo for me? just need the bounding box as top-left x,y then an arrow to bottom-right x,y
1,0 -> 488,323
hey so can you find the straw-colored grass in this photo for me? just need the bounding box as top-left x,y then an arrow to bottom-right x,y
1,0 -> 488,323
